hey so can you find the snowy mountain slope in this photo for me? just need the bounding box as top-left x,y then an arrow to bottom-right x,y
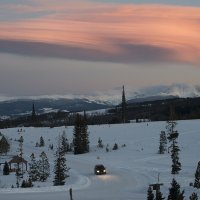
1,84 -> 200,117
0,120 -> 200,199
0,98 -> 111,117
134,84 -> 200,98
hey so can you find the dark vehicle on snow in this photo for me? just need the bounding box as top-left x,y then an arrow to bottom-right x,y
94,164 -> 106,175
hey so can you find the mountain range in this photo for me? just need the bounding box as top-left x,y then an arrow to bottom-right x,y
0,83 -> 200,118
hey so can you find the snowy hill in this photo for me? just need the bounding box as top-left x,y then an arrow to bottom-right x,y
133,84 -> 200,99
0,120 -> 200,199
0,98 -> 111,118
0,83 -> 200,117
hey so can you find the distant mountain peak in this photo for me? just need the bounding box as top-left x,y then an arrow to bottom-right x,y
134,83 -> 200,99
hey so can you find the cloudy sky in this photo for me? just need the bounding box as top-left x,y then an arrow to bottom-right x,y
0,0 -> 200,97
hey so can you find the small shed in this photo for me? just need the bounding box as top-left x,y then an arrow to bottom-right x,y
8,155 -> 28,171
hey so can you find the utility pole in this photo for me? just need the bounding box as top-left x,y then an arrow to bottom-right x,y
69,188 -> 73,200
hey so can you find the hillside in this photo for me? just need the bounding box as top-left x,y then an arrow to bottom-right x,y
0,98 -> 111,118
0,120 -> 200,199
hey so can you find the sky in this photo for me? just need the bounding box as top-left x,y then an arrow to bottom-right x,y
0,0 -> 200,97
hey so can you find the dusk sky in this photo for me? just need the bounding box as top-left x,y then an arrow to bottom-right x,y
0,0 -> 200,97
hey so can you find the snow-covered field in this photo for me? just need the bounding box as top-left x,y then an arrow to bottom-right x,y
0,120 -> 200,200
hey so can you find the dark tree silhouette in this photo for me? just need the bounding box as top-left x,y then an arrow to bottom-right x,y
121,85 -> 127,123
168,178 -> 184,200
194,161 -> 200,188
190,193 -> 198,200
53,136 -> 70,186
73,114 -> 89,154
166,106 -> 181,174
147,186 -> 154,200
3,161 -> 10,175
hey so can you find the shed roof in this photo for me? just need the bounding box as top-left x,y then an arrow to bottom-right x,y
8,155 -> 27,164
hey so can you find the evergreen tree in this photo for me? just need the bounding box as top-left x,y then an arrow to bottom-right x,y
166,106 -> 181,174
61,131 -> 69,154
170,137 -> 181,175
73,114 -> 89,154
168,178 -> 184,200
28,153 -> 39,181
194,161 -> 200,188
38,151 -> 50,182
18,135 -> 24,176
97,137 -> 104,148
21,179 -> 33,188
73,114 -> 83,154
53,136 -> 70,186
21,180 -> 26,188
166,106 -> 177,135
0,133 -> 10,154
190,193 -> 198,200
82,111 -> 89,153
32,103 -> 36,121
40,136 -> 45,147
147,186 -> 154,200
159,131 -> 167,154
3,161 -> 10,175
112,143 -> 118,150
157,191 -> 165,200
121,85 -> 127,123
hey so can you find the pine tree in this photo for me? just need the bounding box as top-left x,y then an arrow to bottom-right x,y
166,106 -> 177,136
73,114 -> 83,154
159,131 -> 167,154
21,180 -> 26,188
98,137 -> 104,148
82,111 -> 89,153
147,186 -> 154,200
194,161 -> 200,188
157,191 -> 165,200
190,193 -> 198,200
18,135 -> 24,176
166,106 -> 181,174
0,133 -> 10,154
112,143 -> 118,150
3,161 -> 10,175
121,85 -> 127,123
38,151 -> 50,182
168,178 -> 184,200
53,136 -> 70,186
73,114 -> 89,154
170,138 -> 181,174
28,153 -> 39,181
39,136 -> 45,147
32,103 -> 36,121
61,131 -> 69,154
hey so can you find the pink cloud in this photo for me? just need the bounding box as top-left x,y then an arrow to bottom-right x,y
0,1 -> 200,64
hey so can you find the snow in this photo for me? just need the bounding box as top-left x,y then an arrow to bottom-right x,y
0,120 -> 200,199
1,83 -> 200,106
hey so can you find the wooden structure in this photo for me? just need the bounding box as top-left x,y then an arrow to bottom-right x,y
149,183 -> 164,200
8,155 -> 28,171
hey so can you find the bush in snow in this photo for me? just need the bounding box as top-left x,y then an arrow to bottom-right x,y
39,136 -> 45,147
21,179 -> 33,188
97,137 -> 104,148
112,143 -> 118,150
190,193 -> 198,200
3,161 -> 10,175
